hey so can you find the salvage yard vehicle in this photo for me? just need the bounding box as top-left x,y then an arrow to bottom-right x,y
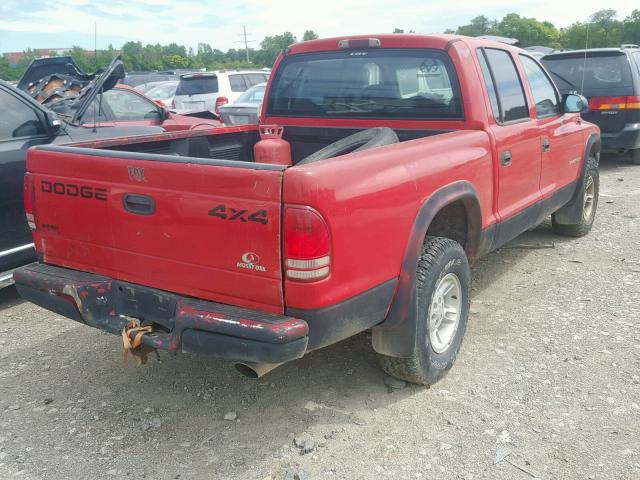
541,46 -> 640,164
172,69 -> 269,114
218,82 -> 266,125
14,34 -> 601,385
0,79 -> 162,286
18,57 -> 220,132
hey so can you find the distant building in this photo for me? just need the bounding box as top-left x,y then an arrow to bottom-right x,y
3,48 -> 73,66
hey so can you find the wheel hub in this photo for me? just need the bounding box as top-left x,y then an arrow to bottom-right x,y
428,273 -> 462,354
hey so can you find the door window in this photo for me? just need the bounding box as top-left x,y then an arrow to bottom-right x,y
477,51 -> 501,122
520,55 -> 559,117
85,89 -> 161,122
0,89 -> 46,140
482,49 -> 529,123
229,75 -> 248,92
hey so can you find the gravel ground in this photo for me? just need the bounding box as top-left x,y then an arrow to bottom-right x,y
0,158 -> 639,480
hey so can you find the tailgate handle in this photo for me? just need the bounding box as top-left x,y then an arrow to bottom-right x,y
123,194 -> 155,215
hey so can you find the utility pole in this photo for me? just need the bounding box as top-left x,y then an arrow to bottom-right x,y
235,25 -> 255,63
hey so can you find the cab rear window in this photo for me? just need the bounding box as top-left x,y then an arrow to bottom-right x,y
175,76 -> 219,95
267,49 -> 463,120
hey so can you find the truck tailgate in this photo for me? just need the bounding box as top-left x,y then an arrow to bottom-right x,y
27,146 -> 285,313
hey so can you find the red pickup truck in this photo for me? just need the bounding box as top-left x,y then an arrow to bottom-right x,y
14,35 -> 600,385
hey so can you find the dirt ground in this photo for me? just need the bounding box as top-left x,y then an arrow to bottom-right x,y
1,157 -> 639,480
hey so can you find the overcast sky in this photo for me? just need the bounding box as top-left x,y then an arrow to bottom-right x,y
0,0 -> 637,53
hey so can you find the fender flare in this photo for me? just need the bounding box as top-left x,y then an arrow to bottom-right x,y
553,133 -> 601,225
372,181 -> 483,357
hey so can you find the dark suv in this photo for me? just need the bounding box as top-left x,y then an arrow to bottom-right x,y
542,47 -> 640,164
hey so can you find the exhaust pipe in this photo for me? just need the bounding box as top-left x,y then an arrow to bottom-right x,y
234,361 -> 284,378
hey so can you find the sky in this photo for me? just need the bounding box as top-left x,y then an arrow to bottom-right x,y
0,0 -> 637,54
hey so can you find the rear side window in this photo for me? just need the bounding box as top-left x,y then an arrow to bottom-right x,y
482,49 -> 529,123
229,75 -> 248,92
477,51 -> 501,122
175,76 -> 219,96
246,73 -> 268,86
541,52 -> 634,94
0,89 -> 46,140
267,49 -> 463,120
519,55 -> 559,117
632,52 -> 640,77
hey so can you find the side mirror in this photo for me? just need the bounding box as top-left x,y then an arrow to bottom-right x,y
160,107 -> 171,120
562,93 -> 588,114
45,111 -> 61,133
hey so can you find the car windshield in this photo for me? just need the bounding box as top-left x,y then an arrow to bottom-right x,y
176,76 -> 219,96
235,83 -> 266,104
267,49 -> 463,119
541,52 -> 634,94
147,82 -> 178,100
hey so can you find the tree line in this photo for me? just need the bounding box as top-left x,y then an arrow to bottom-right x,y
1,10 -> 639,81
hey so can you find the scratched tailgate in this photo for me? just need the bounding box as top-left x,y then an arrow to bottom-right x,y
26,146 -> 285,313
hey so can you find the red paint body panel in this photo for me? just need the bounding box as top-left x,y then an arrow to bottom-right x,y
25,34 -> 599,323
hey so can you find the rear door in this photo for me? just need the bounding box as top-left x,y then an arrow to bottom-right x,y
477,48 -> 542,223
28,146 -> 285,313
519,54 -> 584,195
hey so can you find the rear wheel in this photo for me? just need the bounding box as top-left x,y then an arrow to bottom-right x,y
377,237 -> 470,386
552,155 -> 599,237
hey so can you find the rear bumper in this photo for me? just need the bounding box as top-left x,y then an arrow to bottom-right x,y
13,263 -> 308,364
601,123 -> 640,153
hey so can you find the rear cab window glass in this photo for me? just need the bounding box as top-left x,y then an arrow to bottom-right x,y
267,49 -> 463,120
175,76 -> 219,96
477,51 -> 501,122
519,55 -> 559,117
229,75 -> 248,92
482,48 -> 529,123
541,52 -> 634,95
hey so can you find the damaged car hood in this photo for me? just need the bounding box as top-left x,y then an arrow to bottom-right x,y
18,56 -> 125,124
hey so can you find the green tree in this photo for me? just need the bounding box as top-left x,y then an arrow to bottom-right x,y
302,30 -> 319,41
256,32 -> 297,67
495,13 -> 559,47
622,9 -> 640,45
456,15 -> 497,37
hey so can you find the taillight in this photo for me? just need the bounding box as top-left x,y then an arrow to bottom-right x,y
214,96 -> 228,115
589,96 -> 640,110
24,173 -> 36,231
284,206 -> 331,282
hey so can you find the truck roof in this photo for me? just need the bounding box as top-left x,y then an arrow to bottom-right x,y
286,33 -> 528,56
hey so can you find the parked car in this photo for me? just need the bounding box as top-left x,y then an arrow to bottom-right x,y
18,57 -> 220,132
541,46 -> 640,164
173,70 -> 269,114
144,81 -> 178,107
83,84 -> 221,131
218,82 -> 266,125
0,79 -> 163,285
134,80 -> 172,94
122,71 -> 178,88
15,34 -> 600,386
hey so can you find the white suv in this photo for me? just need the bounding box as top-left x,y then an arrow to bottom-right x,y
172,70 -> 270,114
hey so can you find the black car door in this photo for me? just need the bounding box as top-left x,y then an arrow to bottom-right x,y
0,86 -> 52,275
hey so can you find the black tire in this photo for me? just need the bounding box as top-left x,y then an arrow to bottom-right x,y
297,127 -> 398,165
631,149 -> 640,165
377,237 -> 471,386
552,155 -> 599,237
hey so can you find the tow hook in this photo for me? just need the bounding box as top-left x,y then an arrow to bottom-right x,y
121,319 -> 159,367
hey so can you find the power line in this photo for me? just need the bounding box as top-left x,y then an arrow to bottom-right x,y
235,25 -> 255,63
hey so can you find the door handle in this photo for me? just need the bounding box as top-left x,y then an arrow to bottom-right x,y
501,150 -> 512,167
122,194 -> 156,215
542,138 -> 551,152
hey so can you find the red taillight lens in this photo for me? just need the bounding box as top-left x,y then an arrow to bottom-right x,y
284,206 -> 331,281
24,173 -> 36,231
589,96 -> 640,110
214,96 -> 229,115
